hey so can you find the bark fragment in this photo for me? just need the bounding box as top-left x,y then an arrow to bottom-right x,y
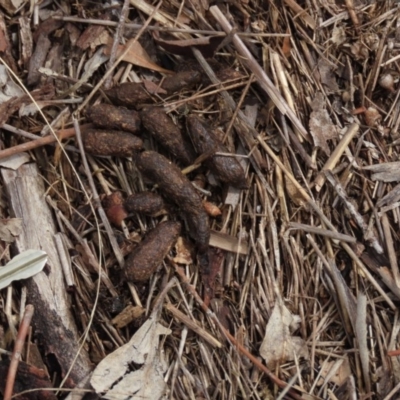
82,129 -> 142,157
187,115 -> 248,189
141,107 -> 195,165
87,103 -> 141,134
125,220 -> 181,282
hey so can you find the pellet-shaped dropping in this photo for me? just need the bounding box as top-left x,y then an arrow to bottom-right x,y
87,104 -> 141,134
141,107 -> 195,165
136,151 -> 210,253
125,221 -> 181,282
124,192 -> 166,215
103,82 -> 152,108
186,115 -> 248,189
161,70 -> 202,93
82,129 -> 142,157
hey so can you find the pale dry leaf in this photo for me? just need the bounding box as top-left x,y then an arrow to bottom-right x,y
260,301 -> 309,369
173,237 -> 194,264
317,358 -> 351,386
104,38 -> 172,74
0,218 -> 22,243
0,0 -> 25,15
0,249 -> 47,289
91,29 -> 110,50
309,92 -> 338,155
0,64 -> 24,103
331,26 -> 346,45
90,315 -> 171,399
363,162 -> 400,182
317,58 -> 339,92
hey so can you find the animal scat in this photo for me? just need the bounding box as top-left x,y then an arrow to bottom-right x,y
140,107 -> 195,165
125,220 -> 181,282
186,115 -> 248,189
136,151 -> 210,255
161,70 -> 203,93
82,129 -> 143,157
86,104 -> 141,134
103,82 -> 152,108
124,192 -> 166,215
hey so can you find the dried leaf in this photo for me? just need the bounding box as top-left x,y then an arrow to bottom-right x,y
309,92 -> 338,155
91,312 -> 171,399
0,0 -> 25,15
0,23 -> 8,51
260,301 -> 309,369
317,358 -> 351,386
173,237 -> 194,264
104,38 -> 172,74
317,58 -> 339,92
76,24 -> 108,50
0,249 -> 48,290
363,162 -> 400,182
0,218 -> 22,242
0,64 -> 24,103
153,34 -> 224,58
331,26 -> 346,45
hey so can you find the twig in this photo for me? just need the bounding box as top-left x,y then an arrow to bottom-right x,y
325,170 -> 383,254
2,123 -> 78,153
288,222 -> 356,243
104,0 -> 130,90
0,124 -> 93,160
4,304 -> 34,400
381,213 -> 400,287
53,16 -> 291,38
314,123 -> 360,192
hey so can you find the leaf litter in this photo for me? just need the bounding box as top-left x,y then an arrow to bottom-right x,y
1,1 -> 400,400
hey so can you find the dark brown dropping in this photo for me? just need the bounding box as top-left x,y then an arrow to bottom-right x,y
141,107 -> 195,165
125,221 -> 181,282
161,70 -> 203,93
87,104 -> 141,134
136,151 -> 210,254
82,129 -> 143,157
103,82 -> 152,108
186,115 -> 248,189
124,192 -> 166,215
